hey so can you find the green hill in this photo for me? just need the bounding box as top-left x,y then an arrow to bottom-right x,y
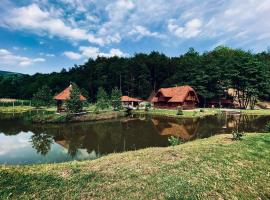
0,70 -> 22,76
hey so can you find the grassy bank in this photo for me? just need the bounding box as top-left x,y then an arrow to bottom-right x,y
0,106 -> 35,113
240,109 -> 270,115
133,108 -> 220,118
1,133 -> 269,199
28,110 -> 126,123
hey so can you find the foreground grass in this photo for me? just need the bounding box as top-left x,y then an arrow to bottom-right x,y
1,133 -> 269,199
0,106 -> 34,113
133,108 -> 220,118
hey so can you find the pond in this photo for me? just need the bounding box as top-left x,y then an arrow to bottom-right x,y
0,112 -> 269,165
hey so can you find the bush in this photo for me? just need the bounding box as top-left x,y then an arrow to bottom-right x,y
145,102 -> 151,111
176,106 -> 183,115
232,130 -> 244,140
168,136 -> 182,146
200,109 -> 204,112
265,122 -> 270,132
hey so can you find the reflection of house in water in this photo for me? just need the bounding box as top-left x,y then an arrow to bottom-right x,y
151,118 -> 199,141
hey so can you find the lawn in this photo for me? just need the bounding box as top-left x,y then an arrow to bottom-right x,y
0,133 -> 269,199
0,106 -> 34,113
240,109 -> 270,115
133,108 -> 221,118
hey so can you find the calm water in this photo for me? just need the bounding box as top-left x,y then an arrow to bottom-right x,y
0,112 -> 269,165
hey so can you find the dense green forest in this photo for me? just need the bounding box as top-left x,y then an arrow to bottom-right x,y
1,46 -> 270,106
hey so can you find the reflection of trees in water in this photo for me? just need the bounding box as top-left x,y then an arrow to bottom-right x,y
2,114 -> 270,157
30,132 -> 54,155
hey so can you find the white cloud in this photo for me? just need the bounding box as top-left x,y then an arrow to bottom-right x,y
129,25 -> 163,39
64,46 -> 128,60
0,49 -> 45,66
63,51 -> 82,60
79,46 -> 100,59
79,46 -> 128,59
39,52 -> 55,57
0,4 -> 105,45
168,18 -> 202,38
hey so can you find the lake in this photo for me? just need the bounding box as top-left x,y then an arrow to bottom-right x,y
0,113 -> 269,165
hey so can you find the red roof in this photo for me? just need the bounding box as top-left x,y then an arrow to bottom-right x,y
151,85 -> 199,103
121,96 -> 142,102
54,85 -> 87,101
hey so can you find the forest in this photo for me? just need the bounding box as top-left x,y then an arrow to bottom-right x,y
1,46 -> 270,107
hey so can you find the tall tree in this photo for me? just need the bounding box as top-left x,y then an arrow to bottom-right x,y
66,84 -> 83,113
111,87 -> 122,110
32,85 -> 53,107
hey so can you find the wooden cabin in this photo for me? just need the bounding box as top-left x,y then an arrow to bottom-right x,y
54,84 -> 86,112
150,85 -> 199,109
121,96 -> 142,108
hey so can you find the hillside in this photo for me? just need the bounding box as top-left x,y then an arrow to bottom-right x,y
0,70 -> 22,76
0,133 -> 269,199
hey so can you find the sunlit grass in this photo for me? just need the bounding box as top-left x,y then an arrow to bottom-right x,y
134,108 -> 220,118
0,106 -> 34,113
0,133 -> 269,199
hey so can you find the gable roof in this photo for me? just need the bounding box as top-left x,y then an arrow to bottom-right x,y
151,85 -> 199,103
121,96 -> 142,102
54,84 -> 87,101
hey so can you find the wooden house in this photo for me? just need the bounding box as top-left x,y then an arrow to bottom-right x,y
54,84 -> 86,112
121,96 -> 142,108
150,85 -> 199,109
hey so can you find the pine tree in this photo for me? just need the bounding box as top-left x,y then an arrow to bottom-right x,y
66,84 -> 83,113
111,87 -> 122,110
96,87 -> 109,110
32,85 -> 52,107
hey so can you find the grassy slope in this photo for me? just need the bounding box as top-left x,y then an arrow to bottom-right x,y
0,133 -> 269,199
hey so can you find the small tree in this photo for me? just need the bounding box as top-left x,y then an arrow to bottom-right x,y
111,87 -> 122,110
96,87 -> 110,110
66,84 -> 83,113
32,85 -> 53,107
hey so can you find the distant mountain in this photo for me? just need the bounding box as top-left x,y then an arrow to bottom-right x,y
0,70 -> 23,76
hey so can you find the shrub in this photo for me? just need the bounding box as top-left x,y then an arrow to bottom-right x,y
265,122 -> 270,132
168,136 -> 182,146
145,102 -> 151,111
200,109 -> 204,112
232,130 -> 244,140
176,106 -> 183,115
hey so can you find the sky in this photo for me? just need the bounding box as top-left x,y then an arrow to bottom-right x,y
0,0 -> 270,74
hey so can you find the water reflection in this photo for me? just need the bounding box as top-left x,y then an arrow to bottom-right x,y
0,113 -> 269,164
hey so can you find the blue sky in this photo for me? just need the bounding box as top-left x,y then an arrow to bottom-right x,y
0,0 -> 270,74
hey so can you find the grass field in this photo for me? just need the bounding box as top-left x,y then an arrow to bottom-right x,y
0,133 -> 269,199
133,108 -> 221,118
0,106 -> 34,113
240,109 -> 270,115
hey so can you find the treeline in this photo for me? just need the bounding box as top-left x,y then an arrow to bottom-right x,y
1,46 -> 270,107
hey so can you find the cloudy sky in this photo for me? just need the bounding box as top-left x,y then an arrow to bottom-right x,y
0,0 -> 270,74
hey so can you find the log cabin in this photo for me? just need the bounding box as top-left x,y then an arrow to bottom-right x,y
150,85 -> 199,109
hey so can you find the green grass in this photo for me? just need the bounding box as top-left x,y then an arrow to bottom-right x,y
240,109 -> 270,115
133,108 -> 220,118
0,106 -> 35,113
0,133 -> 269,199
